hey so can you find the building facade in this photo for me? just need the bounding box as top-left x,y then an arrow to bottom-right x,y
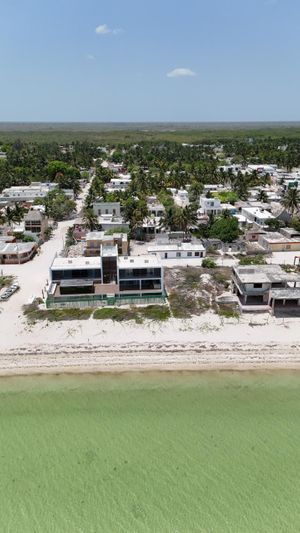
47,248 -> 164,307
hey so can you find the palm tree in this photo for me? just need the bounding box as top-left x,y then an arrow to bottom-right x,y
160,206 -> 177,232
257,190 -> 268,203
82,207 -> 98,231
175,205 -> 198,239
4,206 -> 20,227
13,203 -> 25,223
281,188 -> 300,217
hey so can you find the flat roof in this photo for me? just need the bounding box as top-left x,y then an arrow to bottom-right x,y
101,245 -> 118,257
86,231 -> 127,241
234,264 -> 300,284
261,232 -> 300,244
270,288 -> 300,300
242,207 -> 274,219
118,255 -> 161,269
148,243 -> 205,252
51,256 -> 101,270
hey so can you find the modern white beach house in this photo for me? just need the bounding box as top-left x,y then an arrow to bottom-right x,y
47,246 -> 164,308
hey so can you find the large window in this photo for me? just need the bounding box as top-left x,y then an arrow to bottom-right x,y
52,268 -> 101,281
119,268 -> 161,279
120,280 -> 140,291
141,279 -> 161,290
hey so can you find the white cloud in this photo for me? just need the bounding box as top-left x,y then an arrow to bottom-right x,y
167,68 -> 196,78
95,24 -> 111,35
95,24 -> 123,35
87,54 -> 95,60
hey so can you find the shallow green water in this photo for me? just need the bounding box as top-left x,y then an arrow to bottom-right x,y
0,371 -> 299,532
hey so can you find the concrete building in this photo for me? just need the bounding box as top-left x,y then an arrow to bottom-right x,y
97,215 -> 129,232
199,196 -> 222,216
147,203 -> 165,218
47,248 -> 164,307
24,209 -> 48,237
0,183 -> 57,204
241,207 -> 275,226
92,202 -> 121,217
104,174 -> 131,192
148,242 -> 205,260
85,231 -> 128,256
0,183 -> 74,204
258,232 -> 300,252
0,242 -> 37,264
232,264 -> 300,310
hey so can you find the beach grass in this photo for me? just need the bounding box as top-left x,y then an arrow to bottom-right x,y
0,275 -> 14,289
0,372 -> 299,532
93,305 -> 170,322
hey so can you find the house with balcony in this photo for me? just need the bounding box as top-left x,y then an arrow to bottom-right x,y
24,208 -> 48,238
232,264 -> 300,311
199,196 -> 222,216
47,247 -> 164,308
92,201 -> 121,217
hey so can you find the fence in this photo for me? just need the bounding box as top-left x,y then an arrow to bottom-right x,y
46,292 -> 166,309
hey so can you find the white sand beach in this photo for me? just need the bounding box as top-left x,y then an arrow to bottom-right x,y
1,184 -> 300,375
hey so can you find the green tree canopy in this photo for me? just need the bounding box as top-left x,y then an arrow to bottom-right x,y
209,214 -> 240,242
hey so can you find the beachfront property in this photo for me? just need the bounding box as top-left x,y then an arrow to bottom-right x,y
232,264 -> 300,311
47,247 -> 164,308
85,231 -> 128,256
0,241 -> 37,264
148,241 -> 206,260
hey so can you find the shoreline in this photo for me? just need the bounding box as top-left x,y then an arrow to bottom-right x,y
1,342 -> 300,376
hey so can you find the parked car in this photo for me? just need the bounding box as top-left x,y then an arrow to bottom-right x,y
0,283 -> 20,301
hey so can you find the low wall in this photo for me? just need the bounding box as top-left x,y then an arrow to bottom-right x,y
46,293 -> 166,309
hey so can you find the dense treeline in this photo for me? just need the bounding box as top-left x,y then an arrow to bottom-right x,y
0,140 -> 101,193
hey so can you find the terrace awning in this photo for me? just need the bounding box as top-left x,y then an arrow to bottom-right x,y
270,288 -> 300,300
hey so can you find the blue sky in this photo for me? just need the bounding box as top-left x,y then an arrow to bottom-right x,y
0,0 -> 299,122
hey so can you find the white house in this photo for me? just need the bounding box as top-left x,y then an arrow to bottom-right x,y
199,196 -> 222,216
148,242 -> 206,260
241,207 -> 275,226
92,201 -> 121,217
0,182 -> 57,203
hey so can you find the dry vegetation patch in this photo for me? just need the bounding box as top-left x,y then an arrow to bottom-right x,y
165,266 -> 235,318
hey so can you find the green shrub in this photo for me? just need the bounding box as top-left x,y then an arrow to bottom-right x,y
239,254 -> 266,266
24,301 -> 92,322
94,305 -> 170,322
217,306 -> 239,319
139,305 -> 170,321
202,258 -> 217,269
0,276 -> 14,289
93,308 -> 134,321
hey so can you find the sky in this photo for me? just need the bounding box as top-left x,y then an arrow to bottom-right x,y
0,0 -> 299,122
